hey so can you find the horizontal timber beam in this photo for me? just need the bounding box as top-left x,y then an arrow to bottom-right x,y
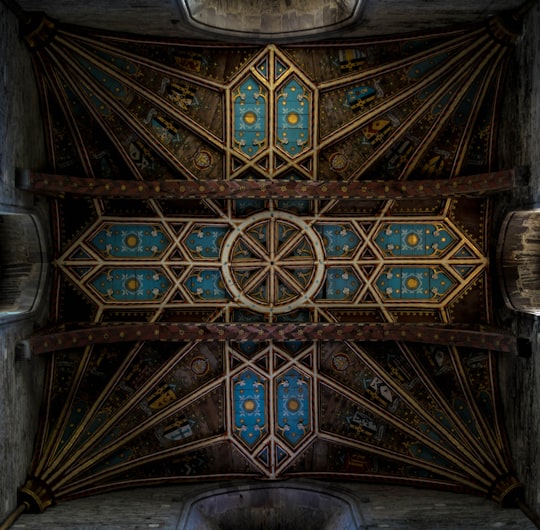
17,168 -> 527,200
17,322 -> 529,355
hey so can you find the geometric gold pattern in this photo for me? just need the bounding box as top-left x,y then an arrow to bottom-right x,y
14,9 -> 528,515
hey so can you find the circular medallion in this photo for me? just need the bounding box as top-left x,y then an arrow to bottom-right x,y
243,111 -> 257,125
221,212 -> 325,314
193,150 -> 212,170
405,233 -> 420,246
191,356 -> 209,376
125,277 -> 140,291
286,111 -> 300,125
329,152 -> 349,172
243,399 -> 256,412
124,234 -> 139,248
287,398 -> 301,412
405,276 -> 420,290
332,353 -> 350,371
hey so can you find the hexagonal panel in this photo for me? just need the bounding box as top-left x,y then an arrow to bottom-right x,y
275,368 -> 312,448
375,266 -> 456,301
232,75 -> 268,159
232,369 -> 268,448
374,223 -> 457,257
89,223 -> 171,259
275,76 -> 312,158
88,267 -> 172,303
183,269 -> 230,301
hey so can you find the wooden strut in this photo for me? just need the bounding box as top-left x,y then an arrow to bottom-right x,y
0,504 -> 28,530
18,322 -> 529,355
16,168 -> 527,200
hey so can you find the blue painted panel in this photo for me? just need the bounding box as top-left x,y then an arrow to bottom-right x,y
233,370 -> 267,447
90,224 -> 170,259
318,267 -> 361,301
375,223 -> 455,257
453,397 -> 480,438
235,198 -> 266,216
375,267 -> 455,300
276,78 -> 310,157
275,368 -> 311,447
184,269 -> 229,301
277,198 -> 310,214
91,268 -> 171,301
276,445 -> 288,463
315,224 -> 361,257
184,226 -> 229,259
233,76 -> 267,158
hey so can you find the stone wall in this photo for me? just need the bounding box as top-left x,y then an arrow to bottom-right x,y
13,481 -> 536,529
0,1 -> 48,524
496,0 -> 540,521
15,0 -> 525,39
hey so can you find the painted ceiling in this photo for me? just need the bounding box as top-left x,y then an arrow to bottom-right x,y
16,10 -> 526,512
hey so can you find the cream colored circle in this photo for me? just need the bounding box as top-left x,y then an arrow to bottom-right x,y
221,211 -> 325,314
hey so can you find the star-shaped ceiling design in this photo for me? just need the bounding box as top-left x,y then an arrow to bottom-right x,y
15,11 -> 527,513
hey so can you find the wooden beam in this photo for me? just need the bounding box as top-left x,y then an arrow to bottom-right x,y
17,168 -> 527,200
18,322 -> 527,355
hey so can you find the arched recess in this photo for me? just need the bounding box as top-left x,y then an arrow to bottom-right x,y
0,212 -> 48,319
177,0 -> 365,41
497,209 -> 540,315
178,481 -> 364,530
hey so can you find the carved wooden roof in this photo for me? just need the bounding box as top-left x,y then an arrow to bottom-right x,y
17,12 -> 526,512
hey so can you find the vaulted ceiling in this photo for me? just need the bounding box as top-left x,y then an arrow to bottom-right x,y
14,6 -> 529,513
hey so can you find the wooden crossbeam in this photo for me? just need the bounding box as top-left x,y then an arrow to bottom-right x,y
18,322 -> 528,355
17,168 -> 527,200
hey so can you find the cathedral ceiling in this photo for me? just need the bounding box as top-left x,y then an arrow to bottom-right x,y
16,10 -> 527,512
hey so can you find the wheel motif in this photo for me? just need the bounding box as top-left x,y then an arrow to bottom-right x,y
222,212 -> 325,314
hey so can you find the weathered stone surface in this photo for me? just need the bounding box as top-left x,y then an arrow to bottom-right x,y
496,0 -> 540,522
15,0 -> 525,39
0,1 -> 48,524
13,481 -> 537,529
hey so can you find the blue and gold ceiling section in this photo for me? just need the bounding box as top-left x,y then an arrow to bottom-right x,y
53,205 -> 487,321
28,16 -> 514,192
15,10 -> 528,515
21,337 -> 518,505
